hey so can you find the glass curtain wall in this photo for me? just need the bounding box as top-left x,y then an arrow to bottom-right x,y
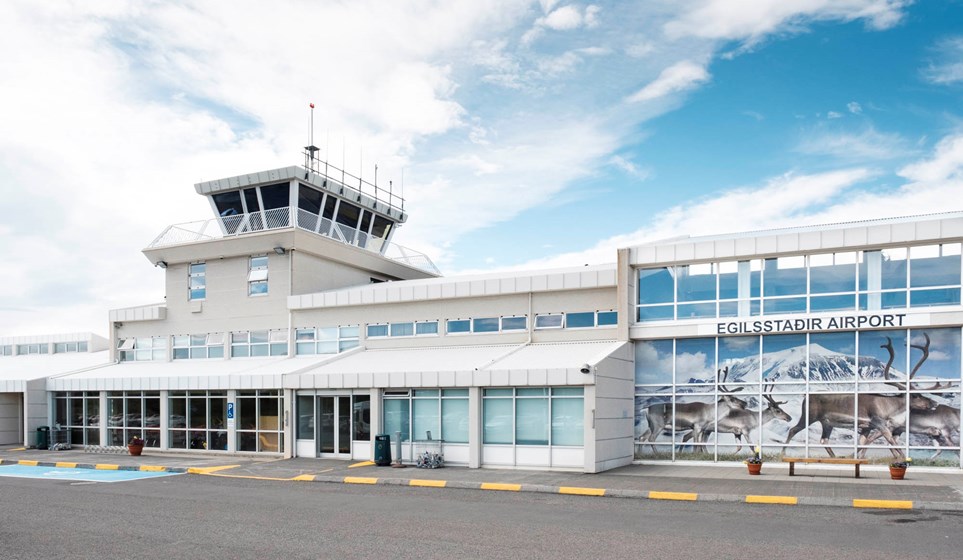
236,390 -> 283,452
53,392 -> 100,446
635,328 -> 962,466
482,388 -> 584,447
168,391 -> 227,450
107,391 -> 161,447
382,389 -> 470,443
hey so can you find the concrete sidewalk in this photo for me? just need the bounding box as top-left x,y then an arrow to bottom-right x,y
3,445 -> 962,511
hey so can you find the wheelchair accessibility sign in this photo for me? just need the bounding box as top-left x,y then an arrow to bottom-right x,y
227,402 -> 235,429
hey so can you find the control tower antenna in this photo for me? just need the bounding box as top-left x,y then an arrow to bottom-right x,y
304,102 -> 319,173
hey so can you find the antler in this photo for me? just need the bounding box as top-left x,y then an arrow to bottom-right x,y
909,332 -> 930,380
717,366 -> 744,394
880,336 -> 907,391
762,383 -> 787,406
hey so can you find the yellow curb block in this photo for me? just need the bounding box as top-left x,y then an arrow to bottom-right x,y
349,461 -> 375,468
480,483 -> 521,492
853,499 -> 913,509
559,486 -> 605,497
649,491 -> 698,501
139,465 -> 167,472
95,464 -> 119,470
55,462 -> 77,469
410,479 -> 447,488
19,460 -> 39,466
292,474 -> 316,481
188,465 -> 241,475
344,476 -> 378,485
746,495 -> 798,505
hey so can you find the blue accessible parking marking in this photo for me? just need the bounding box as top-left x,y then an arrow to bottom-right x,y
0,465 -> 182,483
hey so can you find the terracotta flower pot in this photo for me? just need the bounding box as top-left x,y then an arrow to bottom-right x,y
747,462 -> 762,475
889,466 -> 906,480
128,443 -> 144,456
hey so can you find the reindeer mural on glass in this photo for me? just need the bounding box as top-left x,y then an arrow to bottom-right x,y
683,383 -> 793,452
859,333 -> 960,458
783,334 -> 934,458
639,367 -> 747,452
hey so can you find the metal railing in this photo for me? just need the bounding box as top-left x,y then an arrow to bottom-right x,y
303,149 -> 405,212
148,207 -> 439,275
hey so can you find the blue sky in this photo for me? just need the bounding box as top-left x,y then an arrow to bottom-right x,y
1,1 -> 962,336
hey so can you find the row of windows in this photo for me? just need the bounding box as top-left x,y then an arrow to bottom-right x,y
118,312 -> 616,362
0,341 -> 89,357
54,390 -> 284,453
637,245 -> 962,321
483,387 -> 584,446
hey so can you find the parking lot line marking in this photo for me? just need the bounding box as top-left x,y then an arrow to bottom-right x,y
292,474 -> 316,481
55,462 -> 78,468
559,486 -> 605,496
410,479 -> 447,488
344,476 -> 378,485
746,495 -> 797,505
649,491 -> 698,501
853,499 -> 913,509
95,464 -> 119,470
349,461 -> 375,468
481,483 -> 521,492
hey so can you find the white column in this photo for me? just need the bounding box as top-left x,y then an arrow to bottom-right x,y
468,387 -> 481,469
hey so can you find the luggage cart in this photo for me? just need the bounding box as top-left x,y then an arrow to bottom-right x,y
48,428 -> 72,450
413,433 -> 444,468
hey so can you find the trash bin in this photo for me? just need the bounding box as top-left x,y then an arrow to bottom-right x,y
374,434 -> 391,466
36,426 -> 50,450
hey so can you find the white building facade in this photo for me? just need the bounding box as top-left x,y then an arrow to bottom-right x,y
1,158 -> 959,472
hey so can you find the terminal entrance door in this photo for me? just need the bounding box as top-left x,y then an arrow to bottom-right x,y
317,395 -> 351,457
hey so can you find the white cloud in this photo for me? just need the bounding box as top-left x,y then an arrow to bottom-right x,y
627,60 -> 710,103
827,111 -> 843,119
523,3 -> 603,45
664,0 -> 910,44
796,126 -> 912,161
847,101 -> 863,114
921,36 -> 963,85
897,134 -> 963,183
609,155 -> 651,181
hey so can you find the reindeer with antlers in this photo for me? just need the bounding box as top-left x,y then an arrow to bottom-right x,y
783,335 -> 934,457
684,383 -> 793,452
639,367 -> 747,452
859,333 -> 960,458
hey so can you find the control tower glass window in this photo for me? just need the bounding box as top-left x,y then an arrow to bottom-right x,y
189,262 -> 206,300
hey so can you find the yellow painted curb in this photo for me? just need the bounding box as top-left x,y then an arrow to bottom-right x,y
649,491 -> 698,501
139,465 -> 167,472
188,465 -> 241,475
480,483 -> 521,492
410,479 -> 447,488
55,462 -> 77,469
746,495 -> 798,505
559,486 -> 605,497
19,460 -> 39,467
349,461 -> 375,468
853,499 -> 913,509
95,464 -> 119,470
292,474 -> 316,481
344,476 -> 378,485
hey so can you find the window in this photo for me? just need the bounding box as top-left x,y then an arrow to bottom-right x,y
118,337 -> 167,362
294,326 -> 360,355
382,389 -> 469,444
367,320 -> 439,337
173,333 -> 225,359
447,319 -> 470,334
16,343 -> 48,354
565,312 -> 595,329
189,262 -> 206,300
248,255 -> 269,296
53,391 -> 100,446
482,387 -> 583,446
107,391 -> 161,447
168,391 -> 227,450
501,316 -> 527,331
0,345 -> 11,356
236,390 -> 283,453
534,314 -> 563,329
472,317 -> 499,333
54,341 -> 88,354
231,330 -> 288,357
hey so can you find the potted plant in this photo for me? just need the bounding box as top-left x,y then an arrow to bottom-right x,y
889,457 -> 911,480
744,446 -> 763,475
128,436 -> 145,456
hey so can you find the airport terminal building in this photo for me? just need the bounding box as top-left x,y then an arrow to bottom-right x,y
2,157 -> 960,472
